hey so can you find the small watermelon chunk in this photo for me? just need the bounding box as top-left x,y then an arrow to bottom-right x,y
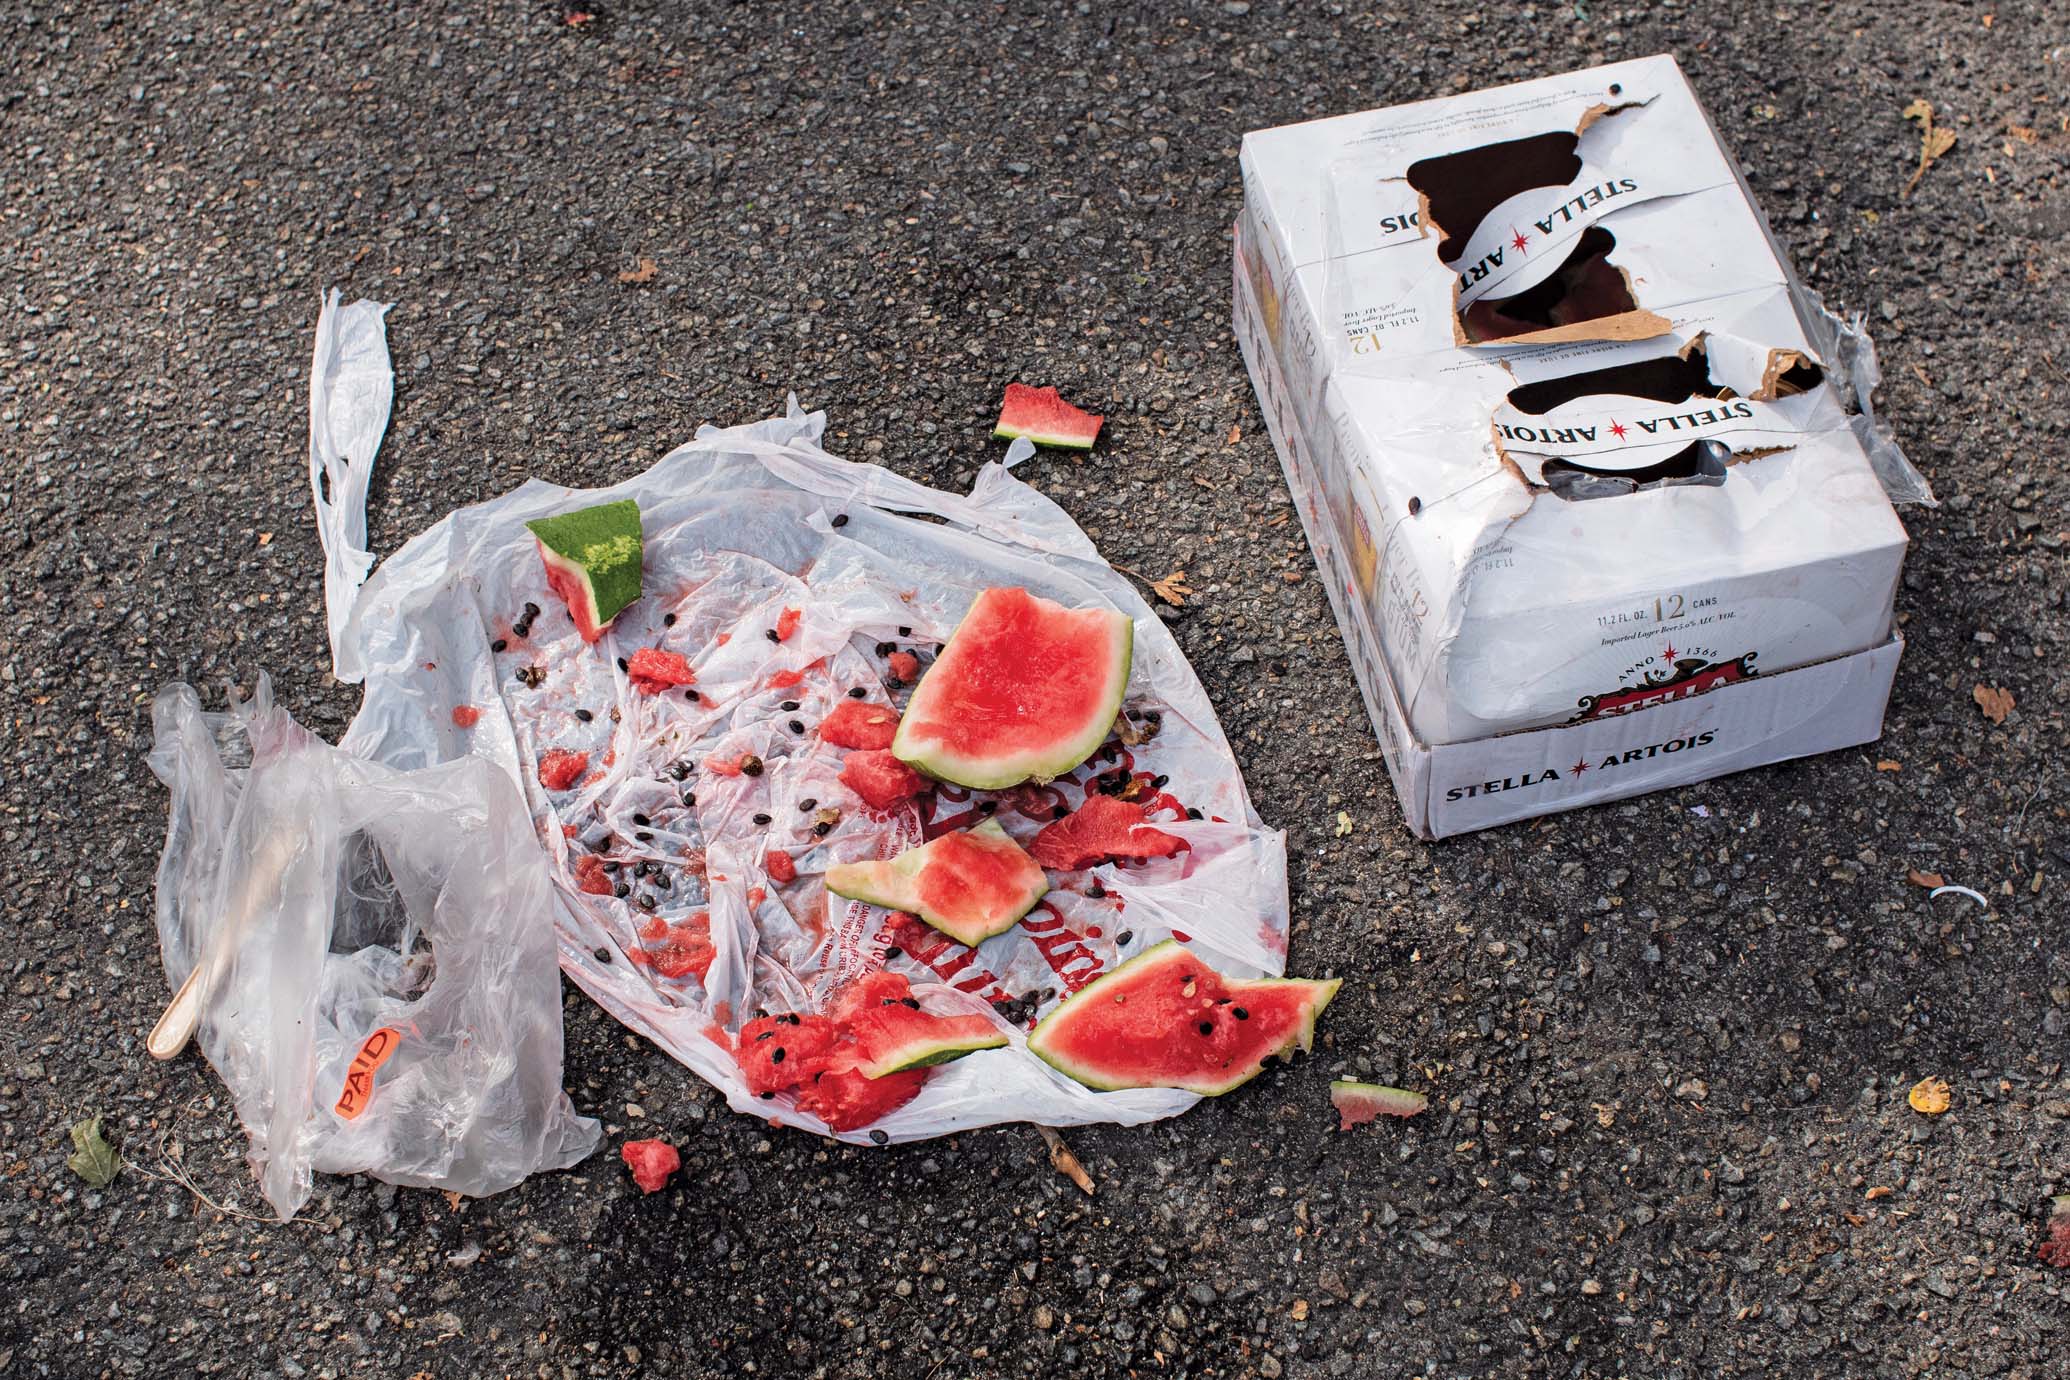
526,499 -> 643,643
832,970 -> 1008,1079
620,1138 -> 680,1194
993,382 -> 1104,450
537,748 -> 589,792
1027,940 -> 1339,1096
764,848 -> 797,884
1029,794 -> 1184,871
825,819 -> 1048,947
840,749 -> 929,809
795,1061 -> 926,1131
735,1012 -> 839,1096
1330,1080 -> 1429,1130
892,587 -> 1132,790
626,647 -> 696,694
821,698 -> 900,750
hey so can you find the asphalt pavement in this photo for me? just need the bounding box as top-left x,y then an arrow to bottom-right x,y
4,2 -> 2067,1377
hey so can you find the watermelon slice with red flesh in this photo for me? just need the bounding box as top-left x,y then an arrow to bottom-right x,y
993,383 -> 1104,450
735,1012 -> 840,1096
1026,941 -> 1339,1095
796,1060 -> 927,1131
832,970 -> 1008,1078
892,587 -> 1132,790
1330,1080 -> 1428,1130
840,749 -> 929,809
525,499 -> 643,644
824,819 -> 1049,947
1029,794 -> 1184,871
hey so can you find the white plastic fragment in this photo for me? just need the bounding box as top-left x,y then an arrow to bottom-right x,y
309,289 -> 394,684
1927,884 -> 1989,910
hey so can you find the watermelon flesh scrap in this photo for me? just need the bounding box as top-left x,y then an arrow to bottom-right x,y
893,586 -> 1132,791
1029,794 -> 1185,871
834,971 -> 1008,1079
525,499 -> 643,644
736,1012 -> 839,1096
994,382 -> 1104,450
824,819 -> 1049,948
796,1061 -> 926,1131
1026,941 -> 1339,1096
840,749 -> 929,810
820,698 -> 900,750
1330,1080 -> 1429,1130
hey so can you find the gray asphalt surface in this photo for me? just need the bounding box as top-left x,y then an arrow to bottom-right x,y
6,3 -> 2068,1377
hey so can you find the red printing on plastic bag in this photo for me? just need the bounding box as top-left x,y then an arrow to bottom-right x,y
334,1027 -> 403,1120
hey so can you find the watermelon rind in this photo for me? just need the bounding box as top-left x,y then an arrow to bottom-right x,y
1026,940 -> 1340,1097
525,499 -> 643,640
1329,1080 -> 1429,1129
856,1025 -> 1010,1080
893,588 -> 1133,791
993,383 -> 1103,450
823,819 -> 1049,947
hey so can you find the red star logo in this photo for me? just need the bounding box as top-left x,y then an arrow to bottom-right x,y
1608,420 -> 1628,441
1661,644 -> 1678,663
1509,226 -> 1530,254
1570,757 -> 1591,775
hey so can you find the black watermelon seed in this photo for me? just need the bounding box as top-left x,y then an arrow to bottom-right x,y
765,629 -> 780,642
1088,882 -> 1105,898
524,602 -> 540,618
1116,930 -> 1133,946
575,708 -> 594,722
632,812 -> 651,827
633,862 -> 651,878
1187,807 -> 1203,819
779,700 -> 800,711
760,1091 -> 775,1100
613,884 -> 629,899
1234,1007 -> 1249,1020
682,792 -> 697,808
848,686 -> 867,699
978,800 -> 997,815
669,762 -> 690,781
902,997 -> 921,1010
771,1048 -> 786,1064
798,798 -> 818,812
655,875 -> 671,891
602,861 -> 620,874
741,756 -> 764,777
884,677 -> 904,691
663,612 -> 676,626
789,719 -> 805,733
883,946 -> 901,960
897,626 -> 912,637
1052,806 -> 1069,820
617,657 -> 628,672
869,1129 -> 889,1145
832,513 -> 850,528
874,641 -> 895,656
594,946 -> 611,963
1198,1022 -> 1214,1036
1152,774 -> 1169,789
491,638 -> 508,653
637,893 -> 655,909
813,821 -> 832,837
752,812 -> 771,825
636,831 -> 653,843
756,1029 -> 775,1041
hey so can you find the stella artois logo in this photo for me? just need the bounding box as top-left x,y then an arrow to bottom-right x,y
1572,643 -> 1756,721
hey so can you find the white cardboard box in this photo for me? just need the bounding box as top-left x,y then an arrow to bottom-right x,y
1233,55 -> 1915,837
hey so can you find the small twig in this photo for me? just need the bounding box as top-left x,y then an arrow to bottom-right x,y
1035,1125 -> 1095,1196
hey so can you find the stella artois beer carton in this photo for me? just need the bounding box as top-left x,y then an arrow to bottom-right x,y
1234,55 -> 1920,839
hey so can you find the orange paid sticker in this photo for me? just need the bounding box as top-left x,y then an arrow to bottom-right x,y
333,1027 -> 402,1121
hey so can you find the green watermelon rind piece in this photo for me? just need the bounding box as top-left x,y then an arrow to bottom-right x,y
856,1026 -> 1010,1080
1026,940 -> 1340,1097
893,591 -> 1134,791
823,819 -> 1048,947
525,499 -> 643,639
1329,1080 -> 1429,1127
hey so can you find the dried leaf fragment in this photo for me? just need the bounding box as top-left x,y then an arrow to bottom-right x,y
1289,1299 -> 1310,1321
1226,423 -> 1243,446
1907,1077 -> 1951,1115
1907,868 -> 1945,889
1865,1185 -> 1894,1200
1875,759 -> 1900,773
1972,684 -> 2014,724
1901,100 -> 1957,198
1035,1125 -> 1094,1196
67,1117 -> 120,1188
1334,810 -> 1354,838
617,256 -> 659,284
1150,570 -> 1195,606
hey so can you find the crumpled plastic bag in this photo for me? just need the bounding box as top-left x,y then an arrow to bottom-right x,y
148,676 -> 601,1219
330,397 -> 1297,1144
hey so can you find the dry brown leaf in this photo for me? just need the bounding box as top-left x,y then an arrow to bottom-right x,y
1875,759 -> 1901,773
1150,570 -> 1195,606
257,532 -> 273,546
1226,423 -> 1242,446
444,1189 -> 465,1213
1908,1077 -> 1951,1115
1865,1185 -> 1893,1200
1907,868 -> 1945,889
617,256 -> 659,284
1972,684 -> 2014,724
1035,1125 -> 1094,1196
1902,100 -> 1958,198
1289,1299 -> 1310,1321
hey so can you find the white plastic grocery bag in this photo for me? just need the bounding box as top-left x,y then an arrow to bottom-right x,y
148,677 -> 601,1219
